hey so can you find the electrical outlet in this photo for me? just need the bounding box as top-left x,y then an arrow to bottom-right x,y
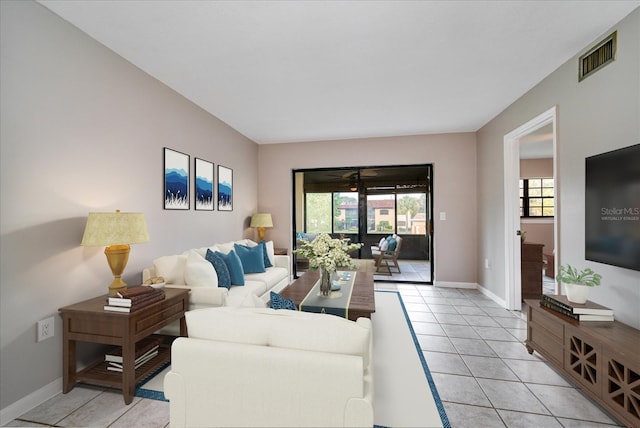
37,317 -> 54,342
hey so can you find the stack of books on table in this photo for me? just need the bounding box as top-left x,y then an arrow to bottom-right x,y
104,286 -> 165,312
105,335 -> 164,372
540,294 -> 614,321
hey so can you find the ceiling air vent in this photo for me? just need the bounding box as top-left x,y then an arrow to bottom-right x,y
579,31 -> 616,81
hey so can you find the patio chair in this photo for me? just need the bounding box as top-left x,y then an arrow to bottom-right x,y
372,236 -> 402,275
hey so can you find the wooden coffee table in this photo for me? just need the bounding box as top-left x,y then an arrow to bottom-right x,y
280,271 -> 375,321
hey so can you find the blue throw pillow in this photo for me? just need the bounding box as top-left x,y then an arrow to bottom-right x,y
234,243 -> 266,273
205,249 -> 231,289
258,240 -> 273,268
270,291 -> 297,310
219,250 -> 244,285
387,237 -> 397,253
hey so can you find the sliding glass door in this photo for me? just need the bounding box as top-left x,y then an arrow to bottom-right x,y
292,164 -> 433,284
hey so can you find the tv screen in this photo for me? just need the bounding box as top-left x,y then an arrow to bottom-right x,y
585,143 -> 640,271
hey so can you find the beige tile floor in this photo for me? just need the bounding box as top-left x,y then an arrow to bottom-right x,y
373,259 -> 432,283
7,283 -> 622,428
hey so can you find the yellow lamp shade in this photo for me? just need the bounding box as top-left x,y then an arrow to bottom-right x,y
81,211 -> 150,295
250,213 -> 273,241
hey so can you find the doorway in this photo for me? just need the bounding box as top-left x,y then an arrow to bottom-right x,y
292,164 -> 434,284
503,106 -> 558,310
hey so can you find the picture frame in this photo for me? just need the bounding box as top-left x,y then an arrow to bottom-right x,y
164,147 -> 190,210
217,165 -> 233,211
194,158 -> 214,211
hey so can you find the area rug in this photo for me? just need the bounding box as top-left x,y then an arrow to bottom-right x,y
136,290 -> 449,428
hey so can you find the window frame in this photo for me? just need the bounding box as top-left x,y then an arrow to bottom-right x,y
304,191 -> 360,234
520,177 -> 555,218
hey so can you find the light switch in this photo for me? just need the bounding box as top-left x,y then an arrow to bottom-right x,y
440,212 -> 446,221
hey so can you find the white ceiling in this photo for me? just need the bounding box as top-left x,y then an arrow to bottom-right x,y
39,1 -> 639,144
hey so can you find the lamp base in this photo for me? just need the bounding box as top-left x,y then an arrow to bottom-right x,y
105,244 -> 130,296
108,278 -> 127,296
257,227 -> 266,242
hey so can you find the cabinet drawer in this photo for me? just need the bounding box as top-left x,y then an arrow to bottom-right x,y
135,300 -> 186,334
530,306 -> 564,341
530,325 -> 564,366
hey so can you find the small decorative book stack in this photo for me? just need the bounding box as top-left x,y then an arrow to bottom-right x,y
105,335 -> 163,372
104,286 -> 165,313
540,294 -> 614,321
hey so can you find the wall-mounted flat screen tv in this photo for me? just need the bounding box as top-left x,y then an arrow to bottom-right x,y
585,143 -> 640,271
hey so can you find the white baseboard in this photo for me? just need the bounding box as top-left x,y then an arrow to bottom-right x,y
434,281 -> 478,289
0,377 -> 62,426
476,284 -> 507,308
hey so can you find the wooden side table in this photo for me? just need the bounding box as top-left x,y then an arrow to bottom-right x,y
59,287 -> 189,404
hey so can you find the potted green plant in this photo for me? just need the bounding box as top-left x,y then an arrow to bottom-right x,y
556,264 -> 602,304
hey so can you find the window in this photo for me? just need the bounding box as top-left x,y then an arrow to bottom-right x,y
397,193 -> 427,234
305,193 -> 332,233
306,192 -> 359,234
520,178 -> 554,217
366,192 -> 427,235
367,195 -> 395,234
333,192 -> 359,233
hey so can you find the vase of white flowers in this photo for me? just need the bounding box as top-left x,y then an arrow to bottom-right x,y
293,233 -> 363,296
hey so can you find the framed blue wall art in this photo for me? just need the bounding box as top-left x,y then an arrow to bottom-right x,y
195,158 -> 214,211
164,147 -> 190,210
217,165 -> 233,211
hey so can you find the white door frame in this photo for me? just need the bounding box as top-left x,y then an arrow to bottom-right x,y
503,106 -> 558,310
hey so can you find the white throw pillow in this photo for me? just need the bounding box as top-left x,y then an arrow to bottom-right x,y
236,239 -> 256,247
213,241 -> 235,254
184,250 -> 218,288
379,239 -> 389,251
378,237 -> 386,247
191,247 -> 208,258
153,254 -> 187,284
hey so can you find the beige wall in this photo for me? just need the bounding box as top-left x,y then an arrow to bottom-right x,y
520,158 -> 553,178
1,1 -> 258,412
477,8 -> 639,327
258,133 -> 478,284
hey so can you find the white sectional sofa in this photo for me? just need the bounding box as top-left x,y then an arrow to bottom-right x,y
165,306 -> 374,428
142,239 -> 290,310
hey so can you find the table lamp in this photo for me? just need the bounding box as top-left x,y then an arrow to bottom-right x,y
250,213 -> 273,241
81,210 -> 150,295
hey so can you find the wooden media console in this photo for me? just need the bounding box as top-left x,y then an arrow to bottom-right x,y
525,299 -> 640,427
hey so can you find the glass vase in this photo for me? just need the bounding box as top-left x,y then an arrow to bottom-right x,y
319,267 -> 332,296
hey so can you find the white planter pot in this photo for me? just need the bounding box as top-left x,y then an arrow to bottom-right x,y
565,283 -> 589,304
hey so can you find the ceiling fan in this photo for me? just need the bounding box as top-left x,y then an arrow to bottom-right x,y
342,168 -> 378,179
